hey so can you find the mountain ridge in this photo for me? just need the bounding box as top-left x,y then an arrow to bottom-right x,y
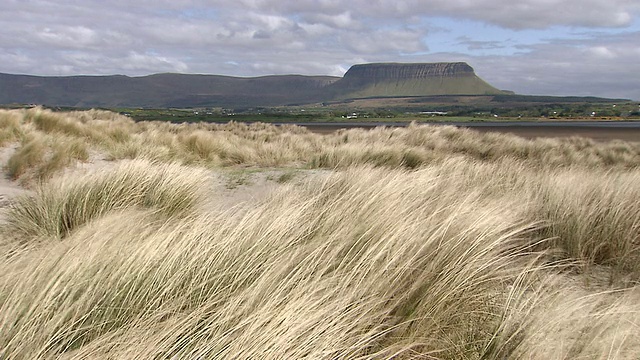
0,62 -> 507,108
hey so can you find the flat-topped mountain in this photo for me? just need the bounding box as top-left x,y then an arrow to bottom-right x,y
327,62 -> 504,98
0,62 -> 508,108
345,62 -> 475,79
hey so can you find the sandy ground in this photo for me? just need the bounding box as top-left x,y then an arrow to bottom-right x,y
205,168 -> 330,212
0,146 -> 29,222
0,143 -> 328,224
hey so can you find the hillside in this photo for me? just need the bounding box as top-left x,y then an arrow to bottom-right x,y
0,73 -> 339,108
0,62 -> 509,108
327,62 -> 505,98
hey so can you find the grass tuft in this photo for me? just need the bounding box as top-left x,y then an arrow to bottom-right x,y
5,160 -> 209,240
5,133 -> 46,180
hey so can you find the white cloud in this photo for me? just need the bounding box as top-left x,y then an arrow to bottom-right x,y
588,46 -> 617,59
469,32 -> 640,99
37,26 -> 98,48
123,52 -> 189,73
302,12 -> 359,29
0,0 -> 639,99
197,0 -> 640,29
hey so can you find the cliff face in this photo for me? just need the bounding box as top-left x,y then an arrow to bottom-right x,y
343,62 -> 475,81
330,62 -> 504,98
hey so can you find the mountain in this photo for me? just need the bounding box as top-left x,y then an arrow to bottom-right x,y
0,73 -> 339,108
0,62 -> 507,108
327,62 -> 505,98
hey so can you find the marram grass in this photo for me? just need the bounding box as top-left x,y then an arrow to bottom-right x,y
0,165 -> 538,359
2,108 -> 640,185
4,160 -> 209,241
0,109 -> 639,359
0,163 -> 639,358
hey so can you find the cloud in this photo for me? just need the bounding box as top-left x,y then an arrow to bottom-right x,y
302,12 -> 360,29
0,0 -> 639,99
37,26 -> 97,48
122,52 -> 189,73
204,0 -> 640,29
588,46 -> 617,59
341,28 -> 427,54
456,36 -> 508,51
467,31 -> 640,99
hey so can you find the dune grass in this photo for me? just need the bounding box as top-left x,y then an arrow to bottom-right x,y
0,110 -> 24,146
0,165 -> 535,358
4,160 -> 208,241
0,109 -> 639,359
5,133 -> 47,180
1,108 -> 640,185
5,132 -> 89,184
533,170 -> 640,282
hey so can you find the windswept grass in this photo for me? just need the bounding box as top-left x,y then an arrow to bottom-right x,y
27,106 -> 89,138
0,162 -> 639,358
534,170 -> 640,281
1,109 -> 639,358
0,165 -> 538,359
0,110 -> 24,146
5,160 -> 209,241
5,133 -> 47,180
6,133 -> 89,184
1,108 -> 639,185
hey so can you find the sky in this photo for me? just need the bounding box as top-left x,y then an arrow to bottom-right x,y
2,0 -> 640,100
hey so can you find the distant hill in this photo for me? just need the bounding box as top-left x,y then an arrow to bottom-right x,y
327,62 -> 505,99
0,72 -> 339,108
0,62 -> 538,108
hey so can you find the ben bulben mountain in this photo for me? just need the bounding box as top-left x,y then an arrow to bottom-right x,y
0,62 -> 508,108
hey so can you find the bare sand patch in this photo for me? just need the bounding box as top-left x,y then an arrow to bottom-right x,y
206,168 -> 331,212
0,145 -> 29,222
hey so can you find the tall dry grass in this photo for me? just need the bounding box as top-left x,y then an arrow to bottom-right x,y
533,171 -> 640,282
0,165 -> 535,358
0,161 -> 639,358
5,160 -> 208,241
1,109 -> 639,358
0,110 -> 24,146
1,108 -> 639,185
